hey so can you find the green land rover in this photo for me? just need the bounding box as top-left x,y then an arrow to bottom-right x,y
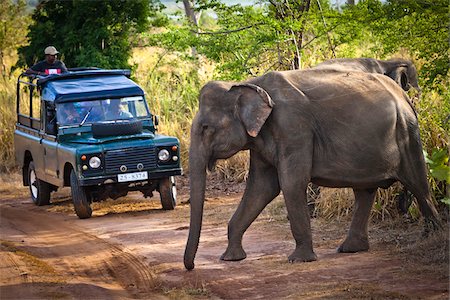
15,69 -> 182,219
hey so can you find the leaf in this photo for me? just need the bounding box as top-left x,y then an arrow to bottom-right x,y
430,148 -> 449,166
430,165 -> 450,182
440,198 -> 450,206
423,150 -> 433,165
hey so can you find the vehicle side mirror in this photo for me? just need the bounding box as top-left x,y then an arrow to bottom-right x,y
154,115 -> 159,127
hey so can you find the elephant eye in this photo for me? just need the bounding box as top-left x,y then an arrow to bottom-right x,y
201,124 -> 215,135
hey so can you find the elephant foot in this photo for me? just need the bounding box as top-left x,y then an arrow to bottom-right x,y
220,246 -> 247,261
288,248 -> 317,263
337,236 -> 369,253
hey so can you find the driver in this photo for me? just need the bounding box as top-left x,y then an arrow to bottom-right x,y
58,103 -> 81,125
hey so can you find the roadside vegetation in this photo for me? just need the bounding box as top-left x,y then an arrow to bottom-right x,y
0,0 -> 448,221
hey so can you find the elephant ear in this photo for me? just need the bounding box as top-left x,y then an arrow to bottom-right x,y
386,65 -> 409,91
230,83 -> 274,138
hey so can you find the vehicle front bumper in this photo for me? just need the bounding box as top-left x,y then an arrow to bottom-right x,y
79,168 -> 182,186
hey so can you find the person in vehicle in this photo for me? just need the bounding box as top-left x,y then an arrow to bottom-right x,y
105,100 -> 133,120
25,46 -> 68,76
58,103 -> 82,125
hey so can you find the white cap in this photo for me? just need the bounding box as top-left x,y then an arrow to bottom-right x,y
44,46 -> 59,55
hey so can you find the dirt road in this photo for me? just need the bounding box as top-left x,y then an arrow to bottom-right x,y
0,177 -> 448,299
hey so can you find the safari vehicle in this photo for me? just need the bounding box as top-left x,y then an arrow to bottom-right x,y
15,69 -> 182,219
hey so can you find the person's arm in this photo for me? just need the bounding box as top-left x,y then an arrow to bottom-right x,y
25,62 -> 44,76
25,68 -> 43,75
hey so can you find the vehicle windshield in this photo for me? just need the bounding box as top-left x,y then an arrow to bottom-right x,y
56,96 -> 150,126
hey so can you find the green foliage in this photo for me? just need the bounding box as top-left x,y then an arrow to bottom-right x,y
0,0 -> 31,74
16,0 -> 159,69
343,0 -> 448,83
423,147 -> 450,207
151,0 -> 341,79
150,0 -> 448,83
423,149 -> 450,183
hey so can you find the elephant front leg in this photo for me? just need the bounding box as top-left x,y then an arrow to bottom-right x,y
278,146 -> 317,262
221,154 -> 280,261
283,183 -> 318,263
338,188 -> 376,253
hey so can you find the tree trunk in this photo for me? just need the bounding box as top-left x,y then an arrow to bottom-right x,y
182,0 -> 198,56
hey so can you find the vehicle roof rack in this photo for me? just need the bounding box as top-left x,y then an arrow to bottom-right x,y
37,69 -> 132,86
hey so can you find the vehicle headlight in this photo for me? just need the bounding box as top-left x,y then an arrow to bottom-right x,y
158,149 -> 170,162
89,156 -> 102,169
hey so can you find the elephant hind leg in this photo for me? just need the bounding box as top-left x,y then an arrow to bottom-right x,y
338,188 -> 376,253
396,133 -> 441,231
400,178 -> 441,233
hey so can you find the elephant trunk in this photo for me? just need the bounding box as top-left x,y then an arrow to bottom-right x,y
184,146 -> 207,270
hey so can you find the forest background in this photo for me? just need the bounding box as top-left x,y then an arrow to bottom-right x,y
0,0 -> 448,220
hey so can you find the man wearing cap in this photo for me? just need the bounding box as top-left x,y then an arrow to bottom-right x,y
26,46 -> 68,76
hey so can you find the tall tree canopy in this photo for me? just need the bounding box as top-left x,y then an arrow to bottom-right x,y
151,0 -> 448,82
17,0 -> 161,69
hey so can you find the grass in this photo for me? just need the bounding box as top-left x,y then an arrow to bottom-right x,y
0,72 -> 19,172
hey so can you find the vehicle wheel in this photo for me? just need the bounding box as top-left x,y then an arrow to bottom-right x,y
28,161 -> 51,206
159,176 -> 176,210
70,170 -> 92,219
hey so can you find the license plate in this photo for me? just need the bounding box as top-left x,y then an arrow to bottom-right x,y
118,171 -> 148,183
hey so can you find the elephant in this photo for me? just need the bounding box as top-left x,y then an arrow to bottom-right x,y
313,58 -> 420,93
183,68 -> 440,270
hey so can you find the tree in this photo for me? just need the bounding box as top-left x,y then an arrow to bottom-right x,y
340,0 -> 448,83
151,0 -> 338,79
0,0 -> 30,75
17,0 -> 158,69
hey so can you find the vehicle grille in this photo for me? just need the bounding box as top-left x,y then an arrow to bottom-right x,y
105,147 -> 157,174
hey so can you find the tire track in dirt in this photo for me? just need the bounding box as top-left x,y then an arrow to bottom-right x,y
0,202 -> 166,299
1,192 -> 448,299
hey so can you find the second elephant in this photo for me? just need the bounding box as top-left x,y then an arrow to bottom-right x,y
313,58 -> 420,93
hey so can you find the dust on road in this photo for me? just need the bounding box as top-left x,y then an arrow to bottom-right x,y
0,175 -> 448,299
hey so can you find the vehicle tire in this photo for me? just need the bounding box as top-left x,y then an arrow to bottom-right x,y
70,170 -> 92,219
28,161 -> 51,206
159,176 -> 177,210
92,120 -> 143,138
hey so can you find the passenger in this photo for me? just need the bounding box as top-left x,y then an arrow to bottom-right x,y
25,46 -> 68,76
106,100 -> 133,120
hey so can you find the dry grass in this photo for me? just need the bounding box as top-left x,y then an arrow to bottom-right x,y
0,171 -> 29,199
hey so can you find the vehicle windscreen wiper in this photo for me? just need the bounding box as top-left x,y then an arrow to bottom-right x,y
79,107 -> 93,126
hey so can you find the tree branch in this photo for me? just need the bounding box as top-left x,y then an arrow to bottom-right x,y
191,23 -> 264,35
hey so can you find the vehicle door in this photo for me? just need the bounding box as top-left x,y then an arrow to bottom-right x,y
15,77 -> 45,179
41,100 -> 59,183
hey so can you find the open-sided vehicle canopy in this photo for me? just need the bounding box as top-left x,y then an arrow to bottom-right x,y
38,70 -> 145,103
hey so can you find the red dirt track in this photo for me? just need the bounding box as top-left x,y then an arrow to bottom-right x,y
0,177 -> 448,299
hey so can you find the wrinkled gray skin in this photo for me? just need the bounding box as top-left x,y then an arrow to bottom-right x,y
184,68 -> 439,270
313,58 -> 420,93
312,58 -> 421,213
